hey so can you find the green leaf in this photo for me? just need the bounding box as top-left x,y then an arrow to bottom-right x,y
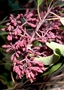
0,25 -> 7,28
34,48 -> 61,65
58,1 -> 64,7
46,42 -> 64,55
8,0 -> 19,10
43,62 -> 62,76
0,31 -> 8,35
37,0 -> 43,7
0,30 -> 8,35
0,75 -> 8,85
33,40 -> 42,46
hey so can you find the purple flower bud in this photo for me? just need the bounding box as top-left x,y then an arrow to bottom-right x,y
27,13 -> 33,18
7,35 -> 12,41
6,23 -> 10,26
7,25 -> 12,31
13,65 -> 22,78
25,69 -> 30,79
28,22 -> 36,28
16,14 -> 21,19
1,28 -> 5,31
17,20 -> 21,24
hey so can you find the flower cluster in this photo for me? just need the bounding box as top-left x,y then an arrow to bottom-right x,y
13,57 -> 45,83
2,7 -> 64,83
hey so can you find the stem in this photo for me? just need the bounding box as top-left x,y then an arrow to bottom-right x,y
46,17 -> 59,21
51,73 -> 64,80
48,0 -> 54,10
50,12 -> 60,19
0,19 -> 9,25
36,8 -> 51,31
21,21 -> 27,27
36,0 -> 58,31
30,3 -> 53,43
11,72 -> 15,84
37,7 -> 41,20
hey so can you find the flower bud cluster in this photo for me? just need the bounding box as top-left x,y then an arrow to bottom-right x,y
2,7 -> 64,82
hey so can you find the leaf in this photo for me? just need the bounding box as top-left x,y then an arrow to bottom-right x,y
8,0 -> 19,10
0,75 -> 8,85
59,1 -> 64,7
33,40 -> 42,46
43,62 -> 62,76
46,42 -> 64,55
0,25 -> 7,28
0,31 -> 8,35
59,17 -> 64,25
34,48 -> 61,65
37,0 -> 43,7
0,29 -> 8,35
